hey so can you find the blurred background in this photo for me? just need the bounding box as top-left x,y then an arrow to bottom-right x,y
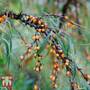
0,0 -> 90,90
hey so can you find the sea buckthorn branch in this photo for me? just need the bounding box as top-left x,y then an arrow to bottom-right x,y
49,38 -> 90,89
0,11 -> 90,89
59,0 -> 72,28
36,25 -> 90,89
58,0 -> 83,35
20,32 -> 50,72
0,11 -> 48,31
77,67 -> 90,85
50,52 -> 60,88
20,44 -> 33,61
43,13 -> 86,30
47,37 -> 75,88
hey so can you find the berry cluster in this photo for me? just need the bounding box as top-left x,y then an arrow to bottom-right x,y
50,61 -> 59,88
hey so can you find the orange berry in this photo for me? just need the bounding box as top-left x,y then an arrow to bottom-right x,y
50,74 -> 56,81
34,84 -> 39,90
35,35 -> 41,40
61,53 -> 65,58
87,74 -> 90,79
41,24 -> 44,27
32,18 -> 37,23
32,35 -> 41,40
50,49 -> 54,53
52,82 -> 58,88
30,16 -> 37,23
34,67 -> 39,72
54,63 -> 60,71
32,35 -> 36,40
59,49 -> 63,53
38,19 -> 43,25
41,29 -> 45,32
50,49 -> 56,54
0,15 -> 7,23
66,71 -> 71,77
37,29 -> 42,32
67,22 -> 73,27
65,59 -> 69,66
26,16 -> 29,19
64,16 -> 69,20
20,55 -> 24,60
56,53 -> 59,57
34,46 -> 40,50
28,48 -> 32,53
29,15 -> 33,19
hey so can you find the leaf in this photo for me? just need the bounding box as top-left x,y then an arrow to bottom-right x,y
0,38 -> 11,67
